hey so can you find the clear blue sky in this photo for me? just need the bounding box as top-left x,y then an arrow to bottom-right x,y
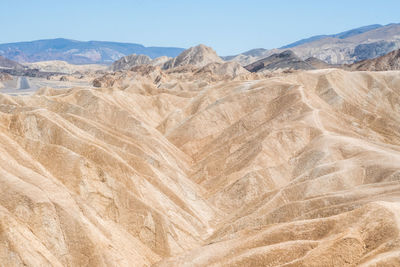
1,0 -> 399,55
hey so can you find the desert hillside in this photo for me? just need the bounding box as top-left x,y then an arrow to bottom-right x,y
0,65 -> 400,266
227,23 -> 400,65
245,50 -> 315,72
348,49 -> 400,71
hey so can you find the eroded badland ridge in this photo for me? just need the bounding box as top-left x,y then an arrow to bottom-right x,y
0,44 -> 400,266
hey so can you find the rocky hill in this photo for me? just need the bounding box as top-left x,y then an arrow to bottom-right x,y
110,54 -> 152,71
347,48 -> 400,71
245,50 -> 315,72
304,56 -> 335,69
0,38 -> 184,64
109,45 -> 235,73
163,44 -> 224,69
227,23 -> 400,65
196,61 -> 249,77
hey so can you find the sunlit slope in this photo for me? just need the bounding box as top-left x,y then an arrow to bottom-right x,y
0,67 -> 400,266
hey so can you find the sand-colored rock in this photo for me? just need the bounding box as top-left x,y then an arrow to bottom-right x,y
163,44 -> 224,69
0,73 -> 13,82
197,62 -> 249,77
110,55 -> 173,71
110,54 -> 152,71
1,66 -> 400,266
25,60 -> 107,74
151,56 -> 172,67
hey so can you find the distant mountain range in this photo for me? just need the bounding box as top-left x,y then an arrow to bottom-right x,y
0,38 -> 184,65
280,24 -> 384,49
1,23 -> 400,67
226,23 -> 400,65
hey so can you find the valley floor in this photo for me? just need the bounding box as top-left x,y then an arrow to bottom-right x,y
0,76 -> 93,95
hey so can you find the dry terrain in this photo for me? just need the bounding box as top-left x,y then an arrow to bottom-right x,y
348,49 -> 400,71
227,23 -> 400,65
0,76 -> 95,95
25,61 -> 107,75
0,61 -> 400,266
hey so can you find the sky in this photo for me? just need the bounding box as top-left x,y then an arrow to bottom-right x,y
1,0 -> 399,55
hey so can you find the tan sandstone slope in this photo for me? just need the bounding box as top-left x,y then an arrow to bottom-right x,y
0,64 -> 400,266
110,54 -> 152,71
163,44 -> 224,69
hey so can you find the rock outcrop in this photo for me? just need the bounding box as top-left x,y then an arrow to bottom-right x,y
163,44 -> 224,69
245,50 -> 315,72
110,54 -> 152,71
348,48 -> 400,71
196,62 -> 249,77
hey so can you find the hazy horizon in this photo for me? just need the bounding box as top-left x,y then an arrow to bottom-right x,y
1,0 -> 399,55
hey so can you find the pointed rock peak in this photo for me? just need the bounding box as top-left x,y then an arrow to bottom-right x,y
181,44 -> 222,58
188,44 -> 215,52
163,44 -> 224,69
